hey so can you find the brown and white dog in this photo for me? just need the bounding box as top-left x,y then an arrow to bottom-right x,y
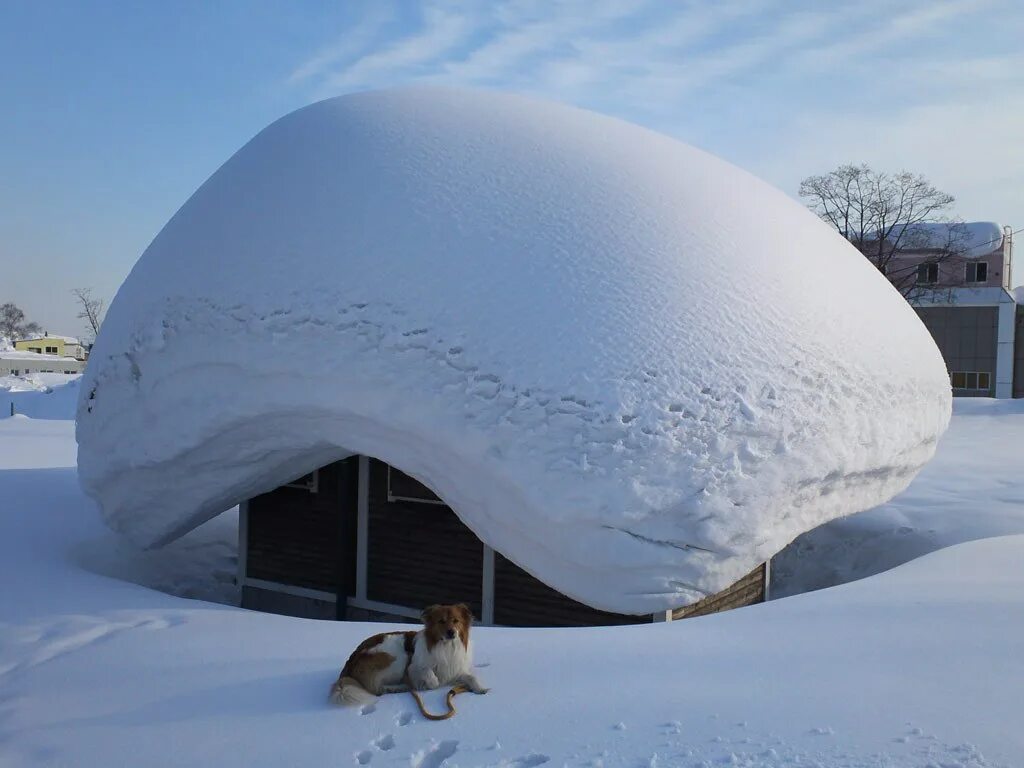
329,603 -> 489,706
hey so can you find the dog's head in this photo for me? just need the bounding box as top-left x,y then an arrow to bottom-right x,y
421,603 -> 473,649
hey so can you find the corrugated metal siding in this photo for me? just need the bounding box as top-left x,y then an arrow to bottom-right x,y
366,459 -> 483,617
1015,307 -> 1024,398
916,306 -> 998,396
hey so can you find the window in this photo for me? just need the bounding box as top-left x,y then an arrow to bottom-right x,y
45,346 -> 58,354
387,465 -> 445,505
950,371 -> 991,391
964,262 -> 988,284
28,347 -> 42,353
917,263 -> 938,284
283,470 -> 319,493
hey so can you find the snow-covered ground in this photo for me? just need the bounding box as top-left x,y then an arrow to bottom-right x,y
774,398 -> 1024,596
0,397 -> 1022,766
0,373 -> 81,420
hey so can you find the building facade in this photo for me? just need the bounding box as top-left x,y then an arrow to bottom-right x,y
14,333 -> 87,361
0,351 -> 86,376
888,223 -> 1018,398
239,457 -> 769,627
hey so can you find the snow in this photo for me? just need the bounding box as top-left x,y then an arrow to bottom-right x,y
774,397 -> 1024,596
1,373 -> 82,420
902,221 -> 1005,257
19,333 -> 81,344
77,86 -> 951,615
0,350 -> 72,361
2,416 -> 1023,767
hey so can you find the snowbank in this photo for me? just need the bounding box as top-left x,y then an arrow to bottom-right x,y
773,397 -> 1024,596
2,421 -> 1021,766
76,86 -> 951,614
1,373 -> 82,420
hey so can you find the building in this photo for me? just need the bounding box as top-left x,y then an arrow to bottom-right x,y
0,351 -> 86,376
75,88 -> 951,632
239,458 -> 769,626
887,223 -> 1019,398
14,333 -> 88,361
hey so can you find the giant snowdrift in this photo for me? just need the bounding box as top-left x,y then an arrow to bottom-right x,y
76,87 -> 952,614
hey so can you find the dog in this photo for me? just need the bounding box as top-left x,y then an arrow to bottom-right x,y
330,603 -> 489,706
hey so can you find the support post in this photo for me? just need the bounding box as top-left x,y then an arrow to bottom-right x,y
995,296 -> 1016,398
355,455 -> 369,602
237,500 -> 249,593
481,545 -> 495,625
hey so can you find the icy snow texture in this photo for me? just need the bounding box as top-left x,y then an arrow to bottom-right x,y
76,87 -> 951,614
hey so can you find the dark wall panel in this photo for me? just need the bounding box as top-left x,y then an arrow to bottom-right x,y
246,458 -> 355,595
494,554 -> 639,627
366,459 -> 483,617
916,306 -> 998,396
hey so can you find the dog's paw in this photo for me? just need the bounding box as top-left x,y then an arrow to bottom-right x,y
475,687 -> 490,695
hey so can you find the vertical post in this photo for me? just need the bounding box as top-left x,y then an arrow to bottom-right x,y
481,544 -> 495,625
355,455 -> 369,602
763,558 -> 772,601
236,500 -> 249,597
995,297 -> 1016,398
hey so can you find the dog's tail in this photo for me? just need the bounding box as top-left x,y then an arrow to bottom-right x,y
329,676 -> 377,707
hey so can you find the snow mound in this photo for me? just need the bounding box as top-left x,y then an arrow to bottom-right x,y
76,87 -> 951,614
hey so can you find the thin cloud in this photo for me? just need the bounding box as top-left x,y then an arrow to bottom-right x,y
288,5 -> 396,85
285,0 -> 1022,226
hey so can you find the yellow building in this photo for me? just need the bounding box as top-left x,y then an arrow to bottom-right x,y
14,333 -> 87,360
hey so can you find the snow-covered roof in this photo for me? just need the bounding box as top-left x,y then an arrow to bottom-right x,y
900,221 -> 1004,258
75,87 -> 951,615
1,351 -> 72,362
19,334 -> 81,345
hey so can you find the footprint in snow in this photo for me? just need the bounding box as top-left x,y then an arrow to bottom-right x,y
354,749 -> 373,765
509,755 -> 550,767
396,711 -> 413,727
410,739 -> 458,768
373,734 -> 395,752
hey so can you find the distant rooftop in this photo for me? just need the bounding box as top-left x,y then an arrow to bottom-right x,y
900,222 -> 1005,258
18,333 -> 82,345
0,351 -> 71,362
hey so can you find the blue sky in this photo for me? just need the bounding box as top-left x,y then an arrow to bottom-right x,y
2,0 -> 1021,334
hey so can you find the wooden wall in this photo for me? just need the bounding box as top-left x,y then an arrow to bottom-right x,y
671,563 -> 767,620
245,458 -> 357,600
244,456 -> 767,626
366,459 -> 484,617
494,553 -> 640,627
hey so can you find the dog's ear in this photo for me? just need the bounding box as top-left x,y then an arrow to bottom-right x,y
454,603 -> 474,625
420,605 -> 440,624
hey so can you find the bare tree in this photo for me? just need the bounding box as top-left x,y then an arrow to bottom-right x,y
72,288 -> 105,344
0,303 -> 41,343
799,164 -> 969,301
